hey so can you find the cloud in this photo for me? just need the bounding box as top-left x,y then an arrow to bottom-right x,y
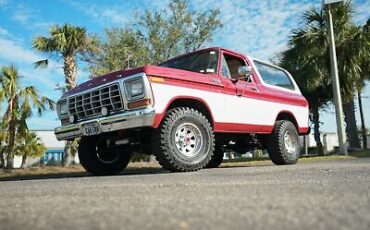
9,2 -> 54,30
67,0 -> 133,27
90,7 -> 130,25
0,38 -> 41,64
0,26 -> 11,37
0,0 -> 7,7
11,3 -> 35,23
188,0 -> 369,61
0,31 -> 64,96
189,0 -> 318,61
353,0 -> 370,24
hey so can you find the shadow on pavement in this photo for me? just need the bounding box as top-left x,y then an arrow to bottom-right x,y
0,167 -> 168,182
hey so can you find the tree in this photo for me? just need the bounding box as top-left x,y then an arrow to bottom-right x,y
139,0 -> 221,64
88,28 -> 148,76
280,2 -> 369,152
281,47 -> 332,155
0,65 -> 54,169
33,23 -> 97,166
358,18 -> 370,150
15,131 -> 46,169
88,0 -> 221,76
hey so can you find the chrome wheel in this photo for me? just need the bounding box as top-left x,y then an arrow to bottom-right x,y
174,123 -> 203,157
284,131 -> 298,155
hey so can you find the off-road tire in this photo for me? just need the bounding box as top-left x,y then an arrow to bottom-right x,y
266,120 -> 300,165
78,136 -> 132,176
205,145 -> 224,168
153,107 -> 215,172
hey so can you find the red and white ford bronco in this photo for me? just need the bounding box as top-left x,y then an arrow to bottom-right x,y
55,47 -> 309,175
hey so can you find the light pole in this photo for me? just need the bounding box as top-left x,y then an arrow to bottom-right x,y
322,0 -> 348,155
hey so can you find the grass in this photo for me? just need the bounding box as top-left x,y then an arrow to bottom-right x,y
1,150 -> 369,181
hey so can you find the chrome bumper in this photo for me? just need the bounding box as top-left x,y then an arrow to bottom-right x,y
54,108 -> 155,141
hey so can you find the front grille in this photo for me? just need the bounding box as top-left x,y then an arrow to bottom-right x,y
68,83 -> 123,121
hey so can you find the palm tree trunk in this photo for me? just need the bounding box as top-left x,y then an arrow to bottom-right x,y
63,55 -> 78,90
358,91 -> 368,149
63,55 -> 78,167
0,151 -> 4,168
343,99 -> 360,149
20,155 -> 27,169
312,105 -> 324,156
6,120 -> 16,169
63,140 -> 73,167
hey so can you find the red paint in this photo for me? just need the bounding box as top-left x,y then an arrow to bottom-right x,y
214,122 -> 273,134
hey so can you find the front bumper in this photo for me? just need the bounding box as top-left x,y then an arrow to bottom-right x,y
54,108 -> 155,141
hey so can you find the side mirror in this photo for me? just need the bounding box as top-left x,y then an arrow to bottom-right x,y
235,66 -> 252,82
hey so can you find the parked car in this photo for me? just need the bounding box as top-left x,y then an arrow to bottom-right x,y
55,47 -> 309,175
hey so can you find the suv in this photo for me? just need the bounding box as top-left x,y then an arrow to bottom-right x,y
55,47 -> 309,175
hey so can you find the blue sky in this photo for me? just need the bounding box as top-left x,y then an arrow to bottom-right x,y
0,0 -> 369,132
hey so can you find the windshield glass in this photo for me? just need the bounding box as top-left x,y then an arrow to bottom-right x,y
159,50 -> 219,74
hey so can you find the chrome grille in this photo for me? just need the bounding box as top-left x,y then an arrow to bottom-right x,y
68,83 -> 123,120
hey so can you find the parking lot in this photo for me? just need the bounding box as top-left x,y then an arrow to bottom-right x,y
1,158 -> 369,230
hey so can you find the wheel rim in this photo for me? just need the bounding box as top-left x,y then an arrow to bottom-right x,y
95,138 -> 120,164
284,131 -> 298,155
174,123 -> 203,158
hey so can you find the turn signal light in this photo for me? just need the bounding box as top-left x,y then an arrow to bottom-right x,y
127,99 -> 151,109
148,76 -> 165,83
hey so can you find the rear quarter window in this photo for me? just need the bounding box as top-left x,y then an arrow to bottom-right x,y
254,61 -> 295,90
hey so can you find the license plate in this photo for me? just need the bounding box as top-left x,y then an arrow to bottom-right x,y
82,122 -> 101,136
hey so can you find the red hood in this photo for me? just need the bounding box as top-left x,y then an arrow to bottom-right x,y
63,67 -> 145,97
63,65 -> 221,97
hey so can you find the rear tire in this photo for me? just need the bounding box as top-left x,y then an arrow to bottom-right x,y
266,120 -> 300,165
78,136 -> 132,176
153,107 -> 215,172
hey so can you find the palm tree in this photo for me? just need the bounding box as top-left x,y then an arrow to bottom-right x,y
281,2 -> 369,152
357,18 -> 370,149
281,46 -> 332,155
0,65 -> 54,169
33,23 -> 97,90
15,131 -> 46,169
33,23 -> 97,166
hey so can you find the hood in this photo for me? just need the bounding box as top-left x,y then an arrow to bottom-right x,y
62,65 -> 221,98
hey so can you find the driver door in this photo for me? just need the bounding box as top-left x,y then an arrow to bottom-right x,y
219,52 -> 261,132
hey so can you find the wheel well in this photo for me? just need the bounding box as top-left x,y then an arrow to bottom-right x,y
276,112 -> 298,130
168,98 -> 214,127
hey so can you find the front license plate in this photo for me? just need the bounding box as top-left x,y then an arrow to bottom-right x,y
82,122 -> 101,136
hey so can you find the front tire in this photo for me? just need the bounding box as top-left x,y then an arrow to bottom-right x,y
266,120 -> 300,165
153,107 -> 215,172
78,136 -> 132,176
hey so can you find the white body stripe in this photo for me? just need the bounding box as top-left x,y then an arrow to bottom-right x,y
151,83 -> 309,129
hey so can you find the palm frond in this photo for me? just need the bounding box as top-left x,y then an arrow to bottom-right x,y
34,59 -> 49,68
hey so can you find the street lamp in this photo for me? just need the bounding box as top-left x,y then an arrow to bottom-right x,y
322,0 -> 348,155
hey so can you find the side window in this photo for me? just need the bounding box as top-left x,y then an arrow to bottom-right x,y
221,54 -> 247,80
221,55 -> 231,77
254,61 -> 295,90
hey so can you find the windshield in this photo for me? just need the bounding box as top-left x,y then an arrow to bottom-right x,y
159,50 -> 219,74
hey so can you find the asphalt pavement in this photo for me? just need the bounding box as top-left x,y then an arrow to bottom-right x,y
1,158 -> 369,230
